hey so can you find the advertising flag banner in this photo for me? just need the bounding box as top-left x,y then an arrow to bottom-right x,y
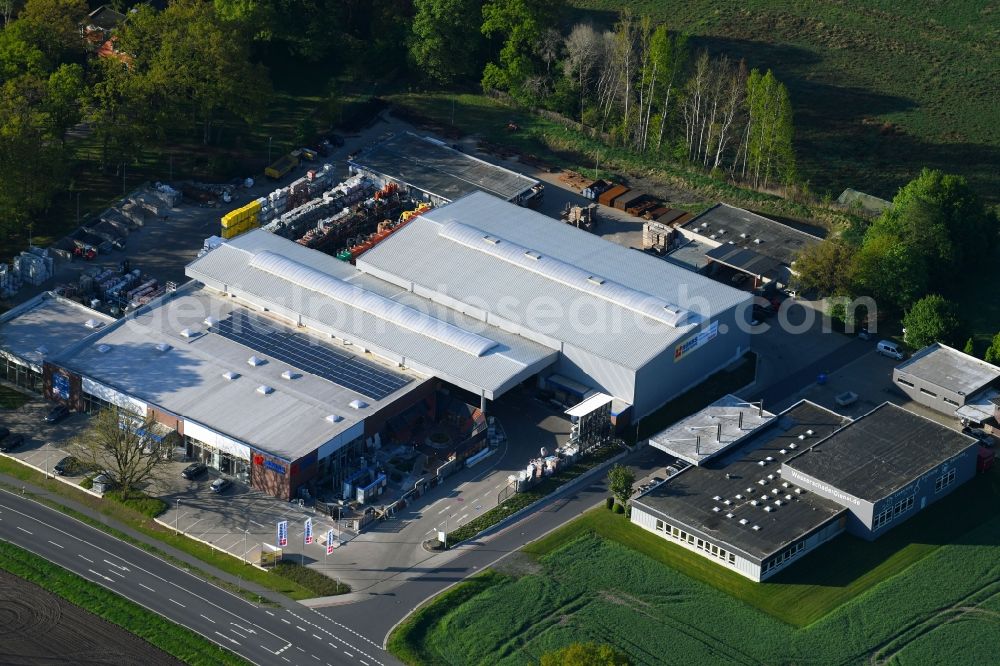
326,529 -> 335,555
304,517 -> 314,545
277,520 -> 288,547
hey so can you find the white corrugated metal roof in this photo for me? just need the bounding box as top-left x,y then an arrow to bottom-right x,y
359,192 -> 751,369
186,230 -> 558,398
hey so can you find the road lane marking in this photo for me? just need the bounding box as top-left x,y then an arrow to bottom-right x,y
139,583 -> 155,592
104,559 -> 128,571
108,568 -> 125,578
281,618 -> 292,624
214,630 -> 240,646
231,622 -> 256,634
437,506 -> 449,514
313,634 -> 323,640
230,628 -> 249,639
0,494 -> 287,646
47,540 -> 63,548
281,658 -> 290,663
169,598 -> 185,607
343,651 -> 353,657
200,614 -> 216,623
16,526 -> 32,534
297,625 -> 307,631
87,568 -> 114,582
264,610 -> 275,616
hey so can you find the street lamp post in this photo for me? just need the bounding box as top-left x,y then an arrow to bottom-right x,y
244,528 -> 248,564
267,136 -> 272,167
175,499 -> 180,534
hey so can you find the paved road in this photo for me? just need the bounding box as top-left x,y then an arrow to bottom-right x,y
0,487 -> 398,666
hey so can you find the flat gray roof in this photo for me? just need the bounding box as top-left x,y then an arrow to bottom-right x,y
634,401 -> 850,561
895,343 -> 1000,397
349,132 -> 538,202
647,394 -> 776,465
681,203 -> 823,267
358,192 -> 751,370
186,229 -> 558,399
53,286 -> 429,461
0,293 -> 114,370
783,402 -> 978,503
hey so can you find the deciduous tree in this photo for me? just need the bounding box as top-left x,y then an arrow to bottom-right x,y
902,294 -> 961,349
607,463 -> 635,508
410,0 -> 483,85
792,239 -> 856,296
71,407 -> 170,495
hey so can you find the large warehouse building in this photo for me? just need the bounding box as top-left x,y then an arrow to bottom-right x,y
6,193 -> 750,500
349,132 -> 542,207
633,400 -> 980,581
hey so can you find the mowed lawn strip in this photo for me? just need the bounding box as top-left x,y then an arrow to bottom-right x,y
0,540 -> 249,666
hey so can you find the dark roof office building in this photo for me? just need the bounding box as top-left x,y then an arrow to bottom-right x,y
632,401 -> 852,581
782,402 -> 979,538
633,400 -> 981,581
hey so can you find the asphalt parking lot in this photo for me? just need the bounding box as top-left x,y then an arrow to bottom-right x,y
0,397 -> 91,479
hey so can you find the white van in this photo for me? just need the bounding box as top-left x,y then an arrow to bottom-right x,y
877,340 -> 905,360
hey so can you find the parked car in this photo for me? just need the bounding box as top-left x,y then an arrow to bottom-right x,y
44,404 -> 70,423
54,455 -> 83,476
857,329 -> 872,341
0,433 -> 24,453
210,477 -> 232,494
876,340 -> 906,360
182,462 -> 208,480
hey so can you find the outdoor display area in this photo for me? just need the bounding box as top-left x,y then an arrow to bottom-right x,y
391,466 -> 1000,665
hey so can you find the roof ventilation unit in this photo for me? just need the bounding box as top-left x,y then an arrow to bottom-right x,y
84,318 -> 103,329
760,495 -> 769,502
764,506 -> 773,512
785,494 -> 793,501
524,250 -> 542,260
734,494 -> 743,500
746,487 -> 753,493
782,481 -> 790,488
740,232 -> 747,238
751,525 -> 761,531
280,370 -> 298,380
779,448 -> 787,455
758,479 -> 767,486
180,328 -> 199,338
767,473 -> 775,480
758,460 -> 766,466
739,518 -> 748,525
97,344 -> 111,353
789,442 -> 798,449
256,385 -> 274,395
795,488 -> 803,494
806,429 -> 815,436
774,499 -> 783,506
712,506 -> 721,513
155,343 -> 172,353
798,434 -> 806,440
482,235 -> 500,245
765,456 -> 774,462
723,499 -> 731,506
587,276 -> 605,285
753,238 -> 762,244
749,501 -> 758,506
248,355 -> 265,367
222,371 -> 239,381
712,495 -> 722,501
326,414 -> 344,423
349,399 -> 368,410
203,316 -> 218,327
725,513 -> 734,519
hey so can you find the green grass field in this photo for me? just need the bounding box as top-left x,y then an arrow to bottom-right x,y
389,467 -> 1000,665
0,540 -> 248,666
568,0 -> 1000,205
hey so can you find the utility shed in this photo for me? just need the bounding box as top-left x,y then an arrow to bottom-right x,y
893,343 -> 1000,418
782,402 -> 979,539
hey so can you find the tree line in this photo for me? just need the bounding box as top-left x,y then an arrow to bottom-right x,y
412,2 -> 796,190
793,168 -> 999,351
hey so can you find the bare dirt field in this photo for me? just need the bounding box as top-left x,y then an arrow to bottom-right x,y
0,569 -> 183,666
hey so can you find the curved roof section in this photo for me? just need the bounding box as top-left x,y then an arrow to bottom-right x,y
440,221 -> 693,328
249,251 -> 497,357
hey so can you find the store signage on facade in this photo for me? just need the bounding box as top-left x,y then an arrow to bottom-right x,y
254,454 -> 287,475
53,373 -> 70,400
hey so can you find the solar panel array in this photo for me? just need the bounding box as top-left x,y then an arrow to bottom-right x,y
212,310 -> 412,401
